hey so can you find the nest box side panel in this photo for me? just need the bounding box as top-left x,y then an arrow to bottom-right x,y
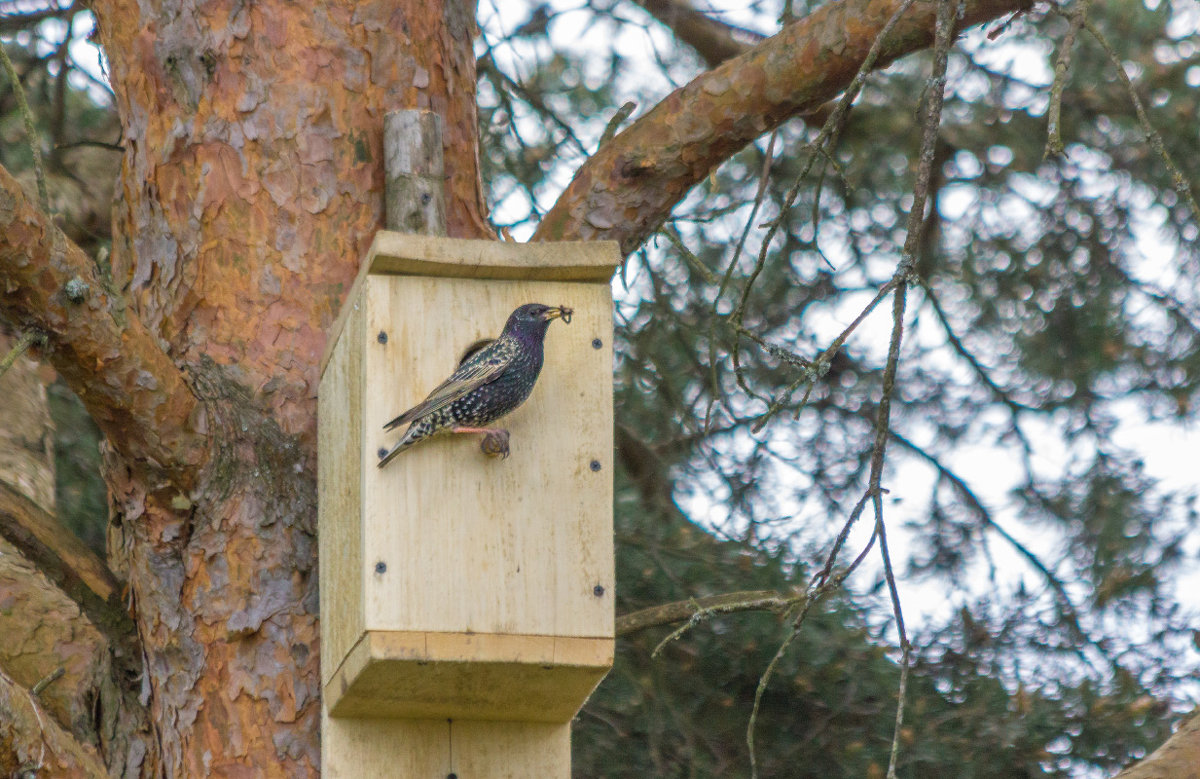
361,275 -> 614,639
320,713 -> 448,778
449,721 -> 571,777
321,712 -> 570,778
318,291 -> 367,686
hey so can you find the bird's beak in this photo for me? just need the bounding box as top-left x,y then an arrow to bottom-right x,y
542,306 -> 573,324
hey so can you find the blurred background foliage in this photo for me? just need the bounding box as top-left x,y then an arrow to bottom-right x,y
4,0 -> 1200,775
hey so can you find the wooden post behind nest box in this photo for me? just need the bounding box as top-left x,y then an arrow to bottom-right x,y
319,231 -> 619,777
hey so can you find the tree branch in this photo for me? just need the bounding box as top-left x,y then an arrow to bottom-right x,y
0,6 -> 75,35
631,0 -> 762,68
0,534 -> 129,747
0,163 -> 204,491
0,482 -> 136,654
0,668 -> 108,778
535,0 -> 1031,253
1113,710 -> 1200,779
616,589 -> 796,636
0,42 -> 48,211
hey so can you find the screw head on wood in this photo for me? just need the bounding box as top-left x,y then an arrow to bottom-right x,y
377,330 -> 388,344
591,337 -> 603,349
374,561 -> 387,575
593,585 -> 605,597
589,459 -> 602,472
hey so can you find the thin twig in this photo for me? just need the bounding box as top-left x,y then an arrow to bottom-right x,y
879,2 -> 961,774
876,483 -> 910,778
54,139 -> 125,153
885,426 -> 1101,669
478,54 -> 590,158
597,101 -> 637,150
718,131 -> 779,304
887,643 -> 912,777
746,620 -> 802,778
758,0 -> 961,771
705,131 -> 778,429
660,227 -> 718,285
735,0 -> 924,433
0,44 -> 49,211
813,489 -> 877,589
1043,0 -> 1091,159
0,6 -> 74,34
732,324 -> 811,370
50,17 -> 72,165
920,281 -> 1036,413
1081,16 -> 1200,224
617,589 -> 795,637
917,282 -> 1037,460
0,330 -> 41,379
751,277 -> 899,433
745,19 -> 932,770
745,525 -> 875,779
30,666 -> 65,697
729,0 -> 919,405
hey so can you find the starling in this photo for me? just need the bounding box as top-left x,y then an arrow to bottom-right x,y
377,302 -> 572,467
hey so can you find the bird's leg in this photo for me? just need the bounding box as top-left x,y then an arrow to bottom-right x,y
451,426 -> 511,459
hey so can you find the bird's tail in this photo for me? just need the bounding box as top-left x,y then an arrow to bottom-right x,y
377,420 -> 437,468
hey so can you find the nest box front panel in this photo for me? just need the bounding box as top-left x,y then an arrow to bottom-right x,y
361,275 -> 614,640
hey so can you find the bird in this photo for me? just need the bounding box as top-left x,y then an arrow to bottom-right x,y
377,302 -> 572,467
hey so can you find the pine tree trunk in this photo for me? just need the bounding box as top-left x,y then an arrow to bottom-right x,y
84,0 -> 488,772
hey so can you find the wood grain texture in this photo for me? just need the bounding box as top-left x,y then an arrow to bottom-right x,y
318,294 -> 366,687
321,708 -> 570,778
319,236 -> 617,746
449,720 -> 571,779
326,631 -> 613,721
362,275 -> 613,639
320,233 -> 620,375
321,713 -> 448,779
368,232 -> 620,281
321,234 -> 619,739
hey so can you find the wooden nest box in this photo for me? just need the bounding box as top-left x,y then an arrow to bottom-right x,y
318,231 -> 618,731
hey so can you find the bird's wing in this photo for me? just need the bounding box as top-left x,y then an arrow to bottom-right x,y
382,342 -> 513,431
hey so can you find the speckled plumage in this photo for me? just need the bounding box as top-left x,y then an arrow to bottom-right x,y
377,303 -> 571,466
